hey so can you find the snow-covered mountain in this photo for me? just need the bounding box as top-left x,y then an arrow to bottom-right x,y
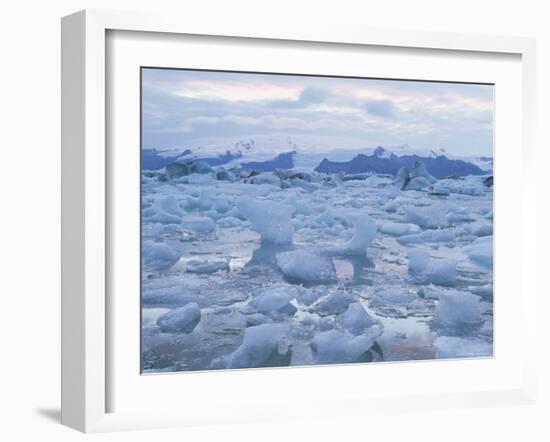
142,137 -> 295,170
143,139 -> 492,175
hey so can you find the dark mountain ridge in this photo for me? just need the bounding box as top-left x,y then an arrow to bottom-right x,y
241,151 -> 295,172
315,147 -> 486,178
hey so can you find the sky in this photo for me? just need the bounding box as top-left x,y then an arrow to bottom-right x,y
141,68 -> 494,158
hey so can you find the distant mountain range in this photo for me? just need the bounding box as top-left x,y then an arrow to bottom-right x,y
314,146 -> 486,178
142,149 -> 242,170
142,149 -> 190,170
143,143 -> 490,178
240,152 -> 295,172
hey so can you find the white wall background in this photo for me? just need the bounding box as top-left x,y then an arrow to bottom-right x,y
0,1 -> 547,440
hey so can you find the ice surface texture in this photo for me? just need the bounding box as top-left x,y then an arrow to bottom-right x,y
141,154 -> 493,372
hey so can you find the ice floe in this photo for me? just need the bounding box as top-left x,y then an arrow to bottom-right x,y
343,213 -> 377,255
410,161 -> 437,184
310,327 -> 383,364
142,240 -> 180,270
404,204 -> 449,229
336,302 -> 381,335
144,195 -> 184,224
378,221 -> 420,236
276,249 -> 336,284
432,290 -> 483,335
180,216 -> 216,234
466,236 -> 493,269
408,250 -> 457,286
314,290 -> 355,316
157,303 -> 201,333
227,324 -> 292,369
249,285 -> 298,318
397,229 -> 455,245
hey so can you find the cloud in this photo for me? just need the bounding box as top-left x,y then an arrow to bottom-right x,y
298,86 -> 330,104
141,68 -> 494,157
267,86 -> 331,109
364,99 -> 398,118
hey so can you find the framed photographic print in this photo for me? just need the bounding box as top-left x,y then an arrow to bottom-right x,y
61,9 -> 538,432
139,67 -> 495,373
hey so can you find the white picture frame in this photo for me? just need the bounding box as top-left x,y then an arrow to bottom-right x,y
61,9 -> 538,433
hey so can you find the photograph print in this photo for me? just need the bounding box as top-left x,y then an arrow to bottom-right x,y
141,68 -> 494,373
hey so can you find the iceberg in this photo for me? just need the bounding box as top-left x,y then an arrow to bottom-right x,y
404,204 -> 449,229
295,286 -> 325,306
237,197 -> 295,244
405,176 -> 431,190
410,160 -> 437,184
343,213 -> 377,255
470,221 -> 493,237
466,236 -> 493,269
156,303 -> 201,333
310,328 -> 383,364
393,166 -> 410,190
144,195 -> 184,224
165,160 -> 213,178
180,216 -> 216,234
420,259 -> 457,286
227,324 -> 292,369
314,291 -> 354,316
247,172 -> 282,187
407,249 -> 430,274
408,250 -> 457,286
336,302 -> 381,335
276,249 -> 336,284
432,290 -> 483,334
142,308 -> 170,328
249,285 -> 298,318
322,211 -> 377,256
142,240 -> 180,270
